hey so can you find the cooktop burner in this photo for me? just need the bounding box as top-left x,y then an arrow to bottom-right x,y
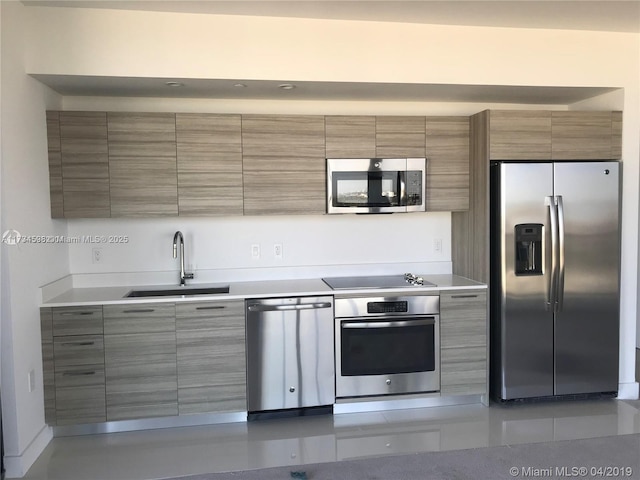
322,273 -> 435,290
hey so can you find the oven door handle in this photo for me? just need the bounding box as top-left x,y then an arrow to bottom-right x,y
342,318 -> 435,329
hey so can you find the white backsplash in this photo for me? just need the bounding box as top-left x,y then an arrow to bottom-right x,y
66,212 -> 452,286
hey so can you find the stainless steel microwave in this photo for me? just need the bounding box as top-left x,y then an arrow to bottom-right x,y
326,158 -> 426,214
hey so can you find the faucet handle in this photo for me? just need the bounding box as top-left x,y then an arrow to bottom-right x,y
184,272 -> 195,280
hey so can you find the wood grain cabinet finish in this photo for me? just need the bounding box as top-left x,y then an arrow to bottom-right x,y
46,306 -> 106,426
551,111 -> 615,160
103,303 -> 178,421
242,115 -> 326,215
176,301 -> 246,415
107,112 -> 178,217
59,112 -> 111,217
488,110 -> 552,160
40,308 -> 56,424
375,116 -> 426,158
325,116 -> 376,158
46,112 -> 64,218
440,290 -> 487,395
425,116 -> 470,212
176,114 -> 244,216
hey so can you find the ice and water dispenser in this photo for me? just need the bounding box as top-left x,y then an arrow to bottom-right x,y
514,224 -> 543,276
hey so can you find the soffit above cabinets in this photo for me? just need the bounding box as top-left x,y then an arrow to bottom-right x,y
29,75 -> 618,105
22,1 -> 640,33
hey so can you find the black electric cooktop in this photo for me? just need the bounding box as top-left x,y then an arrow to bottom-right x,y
321,274 -> 435,290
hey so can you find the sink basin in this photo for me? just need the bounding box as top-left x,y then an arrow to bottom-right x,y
124,286 -> 230,298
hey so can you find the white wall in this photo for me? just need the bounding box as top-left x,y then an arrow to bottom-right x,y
1,2 -> 67,477
1,3 -> 638,477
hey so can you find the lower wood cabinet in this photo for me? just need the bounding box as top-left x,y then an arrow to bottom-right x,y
42,306 -> 107,426
176,300 -> 246,415
440,290 -> 487,396
103,303 -> 178,421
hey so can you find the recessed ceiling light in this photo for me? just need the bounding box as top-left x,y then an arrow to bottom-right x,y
278,83 -> 296,91
233,83 -> 247,88
165,81 -> 184,88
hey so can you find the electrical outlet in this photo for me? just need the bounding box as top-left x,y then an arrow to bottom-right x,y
251,244 -> 260,259
92,248 -> 103,264
434,238 -> 443,254
28,369 -> 35,393
274,244 -> 283,260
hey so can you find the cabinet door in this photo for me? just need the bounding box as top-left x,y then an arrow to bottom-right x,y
551,111 -> 613,160
489,110 -> 552,160
325,116 -> 376,158
440,290 -> 487,395
59,112 -> 111,217
46,111 -> 64,218
176,114 -> 243,216
176,301 -> 246,415
242,115 -> 326,215
426,117 -> 469,211
103,304 -> 177,421
375,116 -> 426,158
108,113 -> 178,217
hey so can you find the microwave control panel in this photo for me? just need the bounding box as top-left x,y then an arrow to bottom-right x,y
406,170 -> 423,206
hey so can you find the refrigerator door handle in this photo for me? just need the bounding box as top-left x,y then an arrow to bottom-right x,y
556,195 -> 566,312
545,196 -> 559,310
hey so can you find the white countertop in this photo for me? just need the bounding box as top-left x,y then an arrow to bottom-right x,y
40,274 -> 486,307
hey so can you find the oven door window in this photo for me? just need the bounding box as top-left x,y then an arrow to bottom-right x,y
332,171 -> 402,207
340,318 -> 435,376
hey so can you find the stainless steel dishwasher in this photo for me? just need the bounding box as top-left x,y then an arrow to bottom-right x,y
245,296 -> 334,419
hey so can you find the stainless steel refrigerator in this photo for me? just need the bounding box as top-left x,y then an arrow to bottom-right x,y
490,161 -> 620,401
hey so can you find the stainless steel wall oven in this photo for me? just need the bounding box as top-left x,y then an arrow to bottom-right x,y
334,295 -> 440,398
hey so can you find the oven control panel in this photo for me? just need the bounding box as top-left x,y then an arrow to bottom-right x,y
335,295 -> 439,318
367,301 -> 408,314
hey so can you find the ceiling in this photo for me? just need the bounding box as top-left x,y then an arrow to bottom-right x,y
24,1 -> 637,103
24,1 -> 640,33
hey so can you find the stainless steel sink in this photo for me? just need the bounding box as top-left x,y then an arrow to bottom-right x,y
124,286 -> 230,298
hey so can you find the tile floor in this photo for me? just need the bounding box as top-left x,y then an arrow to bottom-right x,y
21,396 -> 640,480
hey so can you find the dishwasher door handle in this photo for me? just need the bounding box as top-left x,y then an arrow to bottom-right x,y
247,302 -> 332,312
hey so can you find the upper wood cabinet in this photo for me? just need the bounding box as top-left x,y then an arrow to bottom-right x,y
488,110 -> 552,160
242,115 -> 326,215
551,111 -> 618,160
325,115 -> 376,158
176,114 -> 243,216
425,116 -> 470,212
107,112 -> 178,217
487,110 -> 622,161
375,116 -> 426,158
46,112 -> 64,218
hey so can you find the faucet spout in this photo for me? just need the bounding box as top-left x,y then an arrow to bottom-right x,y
172,231 -> 194,286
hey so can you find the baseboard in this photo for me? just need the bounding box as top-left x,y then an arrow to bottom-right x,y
4,426 -> 52,478
616,381 -> 639,400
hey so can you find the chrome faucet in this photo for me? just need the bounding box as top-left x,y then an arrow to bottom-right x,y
172,231 -> 194,286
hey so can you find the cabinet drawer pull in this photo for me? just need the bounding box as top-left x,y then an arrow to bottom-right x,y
59,311 -> 95,316
60,341 -> 95,347
195,306 -> 226,311
121,309 -> 155,314
62,371 -> 96,376
450,294 -> 479,299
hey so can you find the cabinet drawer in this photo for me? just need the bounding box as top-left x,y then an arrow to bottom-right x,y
53,335 -> 105,367
55,365 -> 105,388
176,300 -> 244,330
103,303 -> 175,334
52,306 -> 103,336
